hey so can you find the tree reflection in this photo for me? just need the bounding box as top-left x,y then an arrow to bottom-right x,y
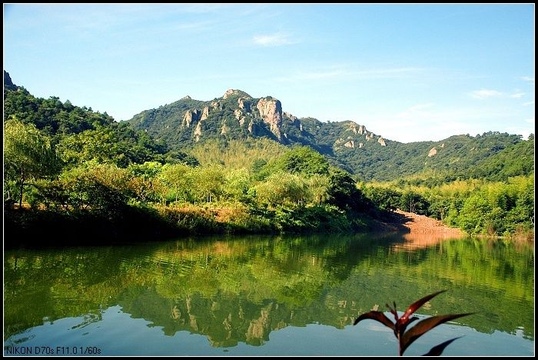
4,235 -> 534,346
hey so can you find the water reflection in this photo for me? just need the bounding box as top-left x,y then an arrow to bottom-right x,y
4,234 -> 534,355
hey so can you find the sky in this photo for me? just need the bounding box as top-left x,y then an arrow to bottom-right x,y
3,3 -> 535,143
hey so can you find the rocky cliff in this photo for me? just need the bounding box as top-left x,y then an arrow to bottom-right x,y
127,88 -> 389,156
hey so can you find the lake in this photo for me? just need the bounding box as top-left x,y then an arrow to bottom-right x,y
3,232 -> 534,356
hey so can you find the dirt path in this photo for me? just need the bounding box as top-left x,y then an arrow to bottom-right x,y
394,209 -> 465,236
373,209 -> 466,249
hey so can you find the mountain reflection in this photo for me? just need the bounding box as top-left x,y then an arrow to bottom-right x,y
4,234 -> 534,348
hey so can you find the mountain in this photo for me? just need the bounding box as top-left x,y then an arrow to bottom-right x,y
4,70 -> 17,91
3,71 -> 534,239
3,70 -> 531,183
127,89 -> 388,149
126,88 -> 532,182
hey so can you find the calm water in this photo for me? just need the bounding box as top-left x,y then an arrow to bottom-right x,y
3,233 -> 534,356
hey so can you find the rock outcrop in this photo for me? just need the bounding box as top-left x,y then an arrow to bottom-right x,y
256,97 -> 283,140
127,87 -> 389,152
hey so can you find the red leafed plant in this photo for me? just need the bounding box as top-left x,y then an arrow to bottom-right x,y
353,290 -> 474,356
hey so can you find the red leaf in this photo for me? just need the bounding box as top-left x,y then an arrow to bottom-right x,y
399,315 -> 419,336
400,313 -> 474,355
353,310 -> 395,331
398,289 -> 447,325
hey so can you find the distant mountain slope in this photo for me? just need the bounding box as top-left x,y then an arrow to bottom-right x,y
4,70 -> 531,183
126,89 -> 391,155
125,88 -> 532,182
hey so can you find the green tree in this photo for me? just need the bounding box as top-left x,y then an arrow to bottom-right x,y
254,171 -> 310,208
326,169 -> 367,212
59,163 -> 132,214
272,145 -> 330,177
362,186 -> 401,212
223,168 -> 253,203
190,165 -> 226,203
4,119 -> 62,208
158,163 -> 195,204
55,123 -> 167,169
457,193 -> 491,235
306,174 -> 330,205
399,190 -> 430,215
127,162 -> 164,204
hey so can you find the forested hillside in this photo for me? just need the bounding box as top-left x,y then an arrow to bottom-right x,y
3,70 -> 534,247
126,88 -> 533,182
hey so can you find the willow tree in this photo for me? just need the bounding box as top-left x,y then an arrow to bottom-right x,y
4,118 -> 62,208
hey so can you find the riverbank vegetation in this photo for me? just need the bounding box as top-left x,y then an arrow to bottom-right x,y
3,82 -> 534,248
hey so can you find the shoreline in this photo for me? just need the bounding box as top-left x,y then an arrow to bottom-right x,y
370,209 -> 467,249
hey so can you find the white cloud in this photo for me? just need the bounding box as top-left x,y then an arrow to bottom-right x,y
393,103 -> 436,127
252,33 -> 294,47
509,92 -> 525,98
354,67 -> 422,79
358,102 -> 534,143
469,89 -> 503,99
275,66 -> 423,83
399,103 -> 435,114
289,70 -> 346,81
469,88 -> 531,101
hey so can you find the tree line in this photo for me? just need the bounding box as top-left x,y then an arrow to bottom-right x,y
3,86 -> 534,247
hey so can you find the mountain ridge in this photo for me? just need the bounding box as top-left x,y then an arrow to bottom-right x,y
124,87 -> 530,181
4,70 -> 532,182
127,88 -> 389,148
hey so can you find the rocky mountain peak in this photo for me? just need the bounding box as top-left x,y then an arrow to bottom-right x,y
4,70 -> 17,91
256,97 -> 283,140
126,87 -> 391,155
223,89 -> 252,99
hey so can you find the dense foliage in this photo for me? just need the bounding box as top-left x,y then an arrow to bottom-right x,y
124,89 -> 534,182
3,71 -> 534,247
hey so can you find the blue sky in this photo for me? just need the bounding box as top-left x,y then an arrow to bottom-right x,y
3,4 -> 535,143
